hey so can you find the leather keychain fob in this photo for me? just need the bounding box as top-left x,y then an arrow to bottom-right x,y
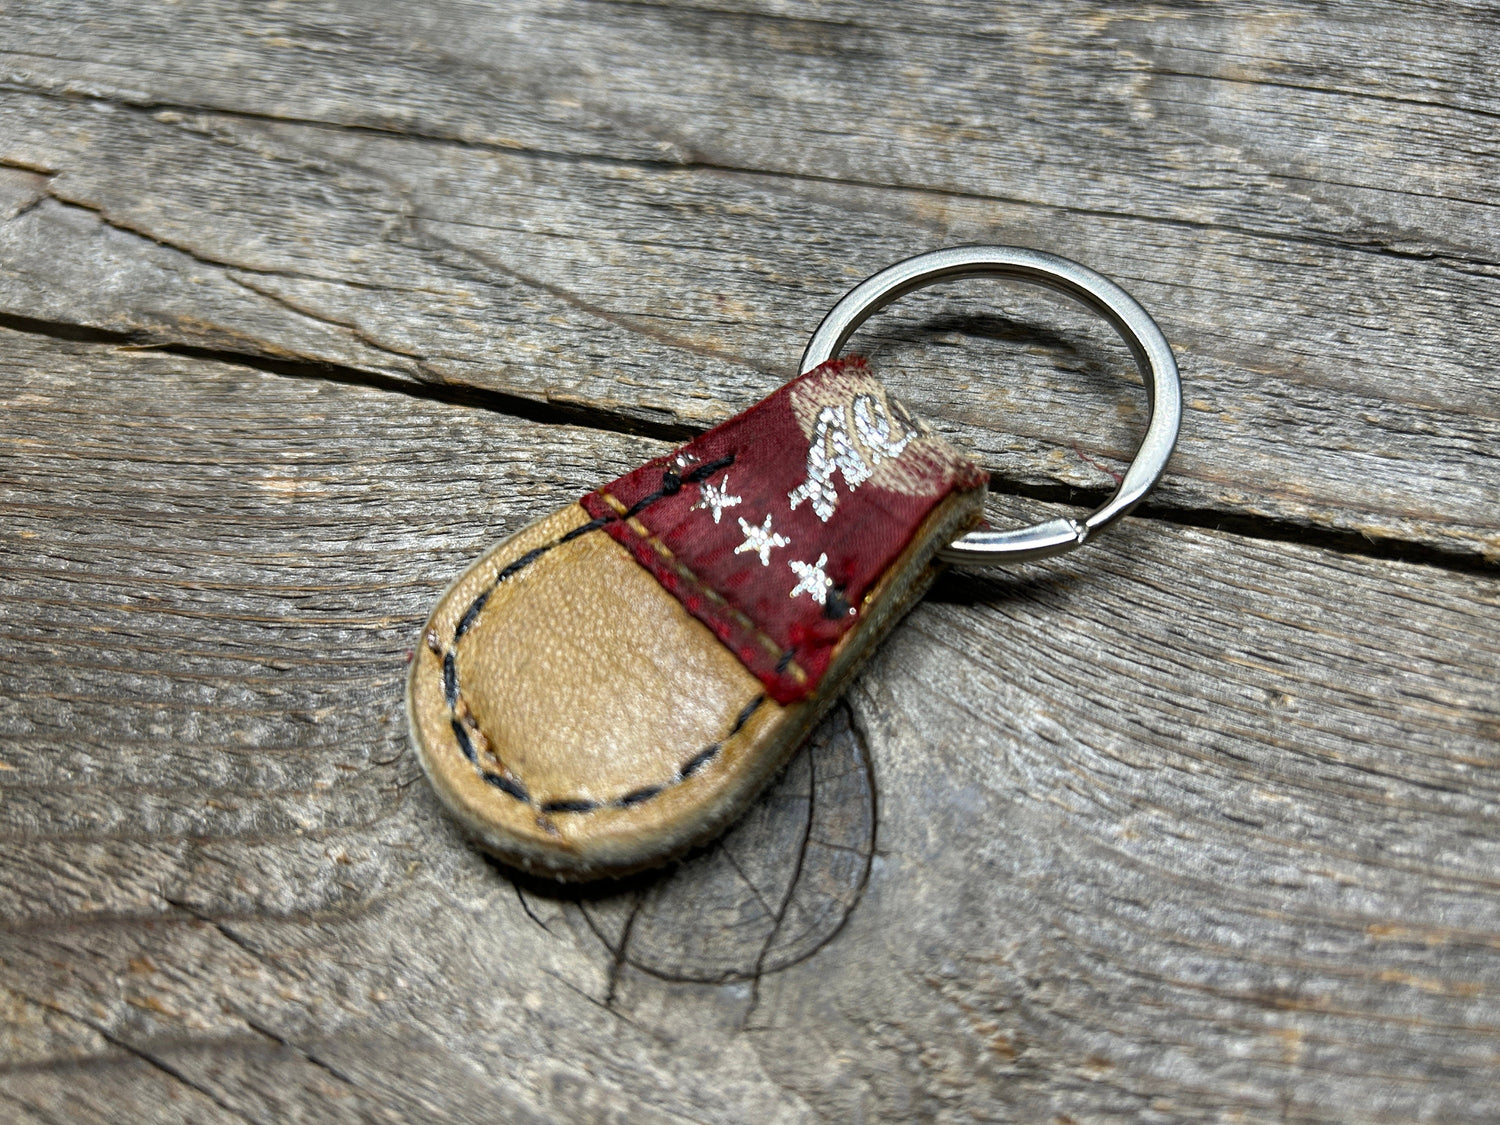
408,247 -> 1182,881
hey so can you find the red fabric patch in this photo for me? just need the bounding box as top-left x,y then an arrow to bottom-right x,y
581,359 -> 986,704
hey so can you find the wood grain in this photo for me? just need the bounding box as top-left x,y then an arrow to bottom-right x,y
1,1 -> 1497,1120
0,1 -> 1497,558
1,333 -> 1496,1122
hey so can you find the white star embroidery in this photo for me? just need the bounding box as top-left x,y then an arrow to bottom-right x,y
691,474 -> 742,524
734,514 -> 788,567
788,553 -> 834,605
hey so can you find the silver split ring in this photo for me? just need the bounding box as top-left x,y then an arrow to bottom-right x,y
799,246 -> 1182,566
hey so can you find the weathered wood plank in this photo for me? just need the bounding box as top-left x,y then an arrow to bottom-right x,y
1,1 -> 1498,559
2,332 -> 1496,1121
6,1 -> 1499,234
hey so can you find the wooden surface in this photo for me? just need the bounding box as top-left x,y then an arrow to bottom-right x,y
1,3 -> 1497,1121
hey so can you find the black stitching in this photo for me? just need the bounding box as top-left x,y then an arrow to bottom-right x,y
617,785 -> 663,807
451,718 -> 477,764
824,586 -> 851,620
541,798 -> 600,814
455,590 -> 489,639
683,455 -> 734,484
624,488 -> 668,519
775,649 -> 795,674
484,772 -> 531,802
679,743 -> 720,778
730,694 -> 765,735
560,516 -> 609,543
442,652 -> 458,706
499,545 -> 551,582
620,454 -> 735,518
459,536 -> 580,644
445,456 -> 768,817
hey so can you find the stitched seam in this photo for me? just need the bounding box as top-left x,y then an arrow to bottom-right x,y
435,457 -> 777,815
598,491 -> 808,683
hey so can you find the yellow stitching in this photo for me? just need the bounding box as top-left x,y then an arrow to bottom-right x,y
599,488 -> 807,682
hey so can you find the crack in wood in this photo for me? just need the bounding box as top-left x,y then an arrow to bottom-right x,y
1143,66 -> 1500,127
541,968 -> 666,1042
404,217 -> 784,377
604,896 -> 642,1010
241,1016 -> 367,1096
15,992 -> 258,1124
160,896 -> 296,980
744,737 -> 818,1023
0,312 -> 698,441
2,307 -> 1489,573
227,274 -> 433,366
514,884 -> 553,935
7,79 -> 1497,274
559,705 -> 877,995
2,10 -> 1497,1115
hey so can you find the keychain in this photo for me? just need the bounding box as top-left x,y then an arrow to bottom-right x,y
407,246 -> 1182,881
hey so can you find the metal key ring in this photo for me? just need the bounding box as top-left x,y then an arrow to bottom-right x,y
800,246 -> 1182,566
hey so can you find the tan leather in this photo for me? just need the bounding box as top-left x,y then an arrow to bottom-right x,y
408,491 -> 982,881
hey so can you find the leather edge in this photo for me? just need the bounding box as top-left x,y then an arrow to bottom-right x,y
407,486 -> 985,882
